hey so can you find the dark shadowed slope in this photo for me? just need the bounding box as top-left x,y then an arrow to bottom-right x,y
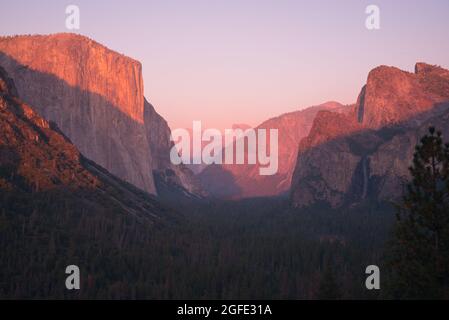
0,66 -> 172,223
0,66 -> 182,298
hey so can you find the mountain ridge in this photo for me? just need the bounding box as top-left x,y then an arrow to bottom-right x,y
198,101 -> 347,198
291,62 -> 449,208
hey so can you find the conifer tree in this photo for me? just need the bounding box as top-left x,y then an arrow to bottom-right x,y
317,264 -> 341,299
389,127 -> 449,299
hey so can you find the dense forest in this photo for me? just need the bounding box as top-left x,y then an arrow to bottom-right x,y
0,187 -> 395,299
1,79 -> 447,299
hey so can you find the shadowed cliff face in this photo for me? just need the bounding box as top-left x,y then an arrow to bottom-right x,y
0,65 -> 95,192
0,33 -> 202,197
0,65 -> 171,222
291,63 -> 449,208
143,98 -> 205,199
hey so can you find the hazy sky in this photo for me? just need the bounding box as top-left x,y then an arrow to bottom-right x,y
1,0 -> 449,130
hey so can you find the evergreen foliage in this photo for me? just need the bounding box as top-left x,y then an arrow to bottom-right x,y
388,127 -> 449,299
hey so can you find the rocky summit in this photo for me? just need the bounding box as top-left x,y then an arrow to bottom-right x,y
290,63 -> 449,208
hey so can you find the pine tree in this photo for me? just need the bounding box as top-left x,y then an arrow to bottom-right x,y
388,127 -> 449,299
317,264 -> 341,299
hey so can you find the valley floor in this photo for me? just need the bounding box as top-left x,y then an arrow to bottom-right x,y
155,197 -> 395,299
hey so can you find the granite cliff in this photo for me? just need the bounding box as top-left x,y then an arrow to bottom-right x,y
0,65 -> 170,222
291,63 -> 449,208
0,33 -> 202,197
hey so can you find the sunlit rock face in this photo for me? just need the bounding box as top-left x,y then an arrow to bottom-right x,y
0,65 -> 170,222
0,33 -> 202,196
355,64 -> 449,129
0,65 -> 99,192
291,63 -> 449,208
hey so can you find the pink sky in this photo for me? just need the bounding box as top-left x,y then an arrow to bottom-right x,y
1,0 -> 449,131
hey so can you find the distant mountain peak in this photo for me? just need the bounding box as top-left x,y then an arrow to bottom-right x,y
199,101 -> 345,198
